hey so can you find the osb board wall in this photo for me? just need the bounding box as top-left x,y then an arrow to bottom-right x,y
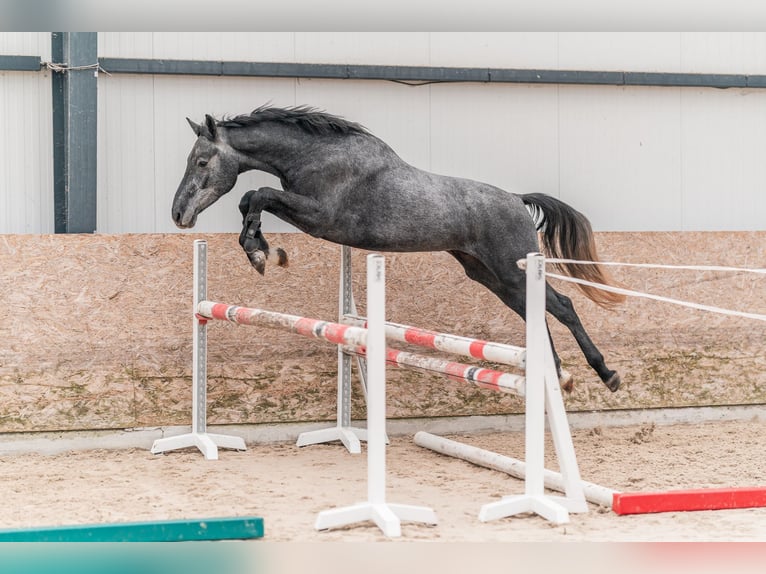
0,232 -> 764,433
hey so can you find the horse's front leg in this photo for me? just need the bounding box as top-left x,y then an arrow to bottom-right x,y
238,191 -> 273,274
238,187 -> 326,274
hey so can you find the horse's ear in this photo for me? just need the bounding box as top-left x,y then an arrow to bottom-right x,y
204,114 -> 218,140
186,117 -> 203,137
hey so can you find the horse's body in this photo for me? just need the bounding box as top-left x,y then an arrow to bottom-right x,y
172,105 -> 624,391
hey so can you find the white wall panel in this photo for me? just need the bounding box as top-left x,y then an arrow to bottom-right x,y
294,33 -> 430,66
680,89 -> 766,230
429,83 -> 558,197
429,32 -> 557,69
99,32 -> 296,62
6,32 -> 766,234
0,32 -> 50,59
98,32 -> 154,59
0,71 -> 53,233
558,33 -> 681,72
97,73 -> 156,233
680,32 -> 766,74
558,85 -> 682,231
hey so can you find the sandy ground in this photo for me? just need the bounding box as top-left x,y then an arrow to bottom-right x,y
0,419 -> 764,543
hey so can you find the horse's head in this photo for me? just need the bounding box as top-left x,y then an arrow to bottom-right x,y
172,115 -> 240,228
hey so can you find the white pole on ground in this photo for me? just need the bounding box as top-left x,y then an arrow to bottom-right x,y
315,255 -> 438,537
150,239 -> 246,460
414,432 -> 616,508
477,253 -> 571,524
296,245 -> 368,453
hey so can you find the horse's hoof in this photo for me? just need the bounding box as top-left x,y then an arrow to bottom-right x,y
276,248 -> 289,267
559,369 -> 574,393
605,372 -> 621,392
248,250 -> 267,275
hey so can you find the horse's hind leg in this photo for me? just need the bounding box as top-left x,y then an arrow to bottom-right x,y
448,251 -> 572,389
545,285 -> 621,392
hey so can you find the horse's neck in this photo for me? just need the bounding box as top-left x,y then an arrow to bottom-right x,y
227,125 -> 324,180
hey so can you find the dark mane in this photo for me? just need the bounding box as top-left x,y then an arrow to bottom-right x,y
217,105 -> 369,136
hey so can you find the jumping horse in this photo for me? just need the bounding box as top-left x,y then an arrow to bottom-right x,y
172,105 -> 625,391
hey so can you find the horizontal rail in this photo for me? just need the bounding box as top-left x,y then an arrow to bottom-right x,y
0,55 -> 41,71
197,301 -> 369,347
342,346 -> 525,396
196,301 -> 525,395
96,57 -> 766,89
342,315 -> 525,368
414,432 -> 616,508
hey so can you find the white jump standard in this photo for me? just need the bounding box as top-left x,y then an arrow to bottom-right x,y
150,240 -> 246,460
314,255 -> 437,537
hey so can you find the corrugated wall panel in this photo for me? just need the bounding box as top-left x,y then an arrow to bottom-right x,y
680,89 -> 766,230
429,83 -> 559,197
294,33 -> 430,66
0,32 -> 50,59
0,70 -> 53,233
559,85 -> 683,231
6,32 -> 766,234
680,32 -> 766,74
558,32 -> 682,72
429,32 -> 557,68
97,73 -> 156,233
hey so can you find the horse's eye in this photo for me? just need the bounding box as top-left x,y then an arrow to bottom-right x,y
197,159 -> 208,168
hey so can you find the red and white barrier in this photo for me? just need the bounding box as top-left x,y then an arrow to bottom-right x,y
415,432 -> 766,516
155,241 -> 590,530
612,486 -> 766,515
197,301 -> 370,348
342,345 -> 526,395
342,316 -> 526,368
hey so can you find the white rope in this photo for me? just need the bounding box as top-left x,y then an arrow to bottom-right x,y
44,61 -> 110,76
545,258 -> 766,275
546,271 -> 766,322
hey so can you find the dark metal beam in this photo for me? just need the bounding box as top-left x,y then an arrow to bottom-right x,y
0,55 -> 40,71
98,57 -> 766,89
51,32 -> 98,234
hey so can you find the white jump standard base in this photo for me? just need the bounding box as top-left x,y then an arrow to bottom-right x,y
479,495 -> 570,524
151,432 -> 246,461
295,425 -> 367,454
316,502 -> 437,538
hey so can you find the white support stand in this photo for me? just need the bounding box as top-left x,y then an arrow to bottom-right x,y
151,240 -> 246,461
296,245 -> 369,453
315,255 -> 438,537
477,253 -> 587,524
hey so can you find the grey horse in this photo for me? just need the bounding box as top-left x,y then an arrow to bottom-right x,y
172,105 -> 625,391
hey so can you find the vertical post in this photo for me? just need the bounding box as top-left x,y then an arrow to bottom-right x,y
192,239 -> 207,434
51,32 -> 98,233
150,240 -> 246,459
478,253 -> 570,524
338,245 -> 354,429
522,253 -> 546,498
295,245 -> 368,452
315,254 -> 437,537
366,254 -> 386,505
